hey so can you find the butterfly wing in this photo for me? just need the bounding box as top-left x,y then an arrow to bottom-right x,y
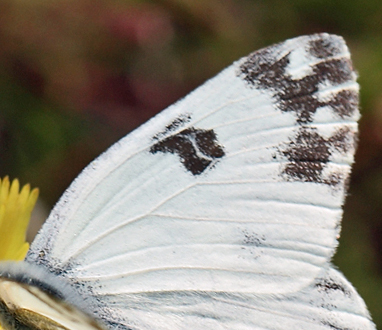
26,33 -> 373,329
97,267 -> 374,330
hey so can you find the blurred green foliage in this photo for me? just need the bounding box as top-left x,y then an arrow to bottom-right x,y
0,0 -> 381,327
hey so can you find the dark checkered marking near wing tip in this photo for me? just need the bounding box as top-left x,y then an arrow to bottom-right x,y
276,126 -> 355,186
238,34 -> 357,124
309,37 -> 342,58
150,117 -> 225,175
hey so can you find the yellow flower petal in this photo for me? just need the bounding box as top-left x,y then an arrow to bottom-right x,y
0,177 -> 39,261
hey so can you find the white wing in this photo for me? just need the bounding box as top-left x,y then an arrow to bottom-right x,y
26,33 -> 375,329
93,267 -> 374,330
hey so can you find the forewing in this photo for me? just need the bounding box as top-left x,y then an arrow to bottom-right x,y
26,34 -> 363,328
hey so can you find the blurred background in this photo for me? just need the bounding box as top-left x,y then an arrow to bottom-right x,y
0,0 -> 381,326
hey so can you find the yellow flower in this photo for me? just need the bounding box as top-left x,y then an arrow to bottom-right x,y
0,177 -> 39,261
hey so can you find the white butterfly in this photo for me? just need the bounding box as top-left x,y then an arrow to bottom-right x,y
0,33 -> 376,330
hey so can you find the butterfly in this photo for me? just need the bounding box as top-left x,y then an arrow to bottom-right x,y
0,33 -> 376,330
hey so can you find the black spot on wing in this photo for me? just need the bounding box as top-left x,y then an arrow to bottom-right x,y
328,89 -> 359,119
239,34 -> 357,187
105,320 -> 134,330
242,230 -> 266,247
162,113 -> 192,133
240,230 -> 266,260
309,37 -> 342,58
277,126 -> 355,186
150,118 -> 225,176
321,321 -> 350,330
313,59 -> 354,86
280,60 -> 356,123
315,277 -> 351,297
238,35 -> 357,124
